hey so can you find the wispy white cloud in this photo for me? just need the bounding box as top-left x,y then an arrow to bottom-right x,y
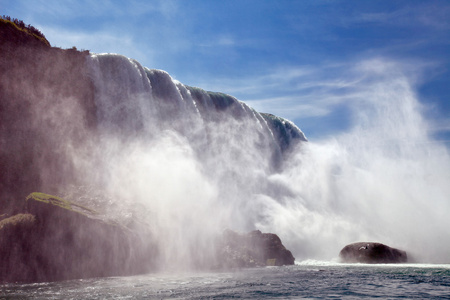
430,118 -> 450,132
245,96 -> 333,119
198,34 -> 236,48
38,25 -> 153,65
192,65 -> 315,96
217,36 -> 235,46
426,115 -> 450,142
190,56 -> 441,134
20,0 -> 185,67
354,3 -> 450,30
13,0 -> 179,20
189,62 -> 362,119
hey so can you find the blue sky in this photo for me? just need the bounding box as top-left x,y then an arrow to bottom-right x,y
2,0 -> 449,141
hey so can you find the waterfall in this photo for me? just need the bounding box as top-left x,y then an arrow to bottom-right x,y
3,20 -> 449,275
69,54 -> 450,265
82,53 -> 307,269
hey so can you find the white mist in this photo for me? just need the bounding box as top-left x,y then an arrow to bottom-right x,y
78,54 -> 450,268
255,59 -> 450,263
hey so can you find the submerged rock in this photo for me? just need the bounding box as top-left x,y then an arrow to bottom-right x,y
339,242 -> 407,264
218,229 -> 295,268
0,192 -> 156,283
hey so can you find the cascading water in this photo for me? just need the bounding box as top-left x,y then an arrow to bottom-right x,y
251,60 -> 450,263
67,53 -> 450,267
79,53 -> 307,270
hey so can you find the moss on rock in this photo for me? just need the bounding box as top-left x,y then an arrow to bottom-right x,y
26,192 -> 98,216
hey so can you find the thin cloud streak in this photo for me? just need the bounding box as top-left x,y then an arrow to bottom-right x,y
192,56 -> 447,141
15,0 -> 179,20
38,25 -> 151,64
355,3 -> 450,30
191,62 -> 368,120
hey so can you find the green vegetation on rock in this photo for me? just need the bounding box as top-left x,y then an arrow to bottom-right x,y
0,16 -> 50,47
1,193 -> 157,283
26,192 -> 98,216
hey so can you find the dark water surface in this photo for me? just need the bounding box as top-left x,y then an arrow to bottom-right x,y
2,262 -> 450,299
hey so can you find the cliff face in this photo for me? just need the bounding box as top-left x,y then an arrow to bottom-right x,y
0,193 -> 157,283
0,19 -> 96,211
0,18 -> 50,48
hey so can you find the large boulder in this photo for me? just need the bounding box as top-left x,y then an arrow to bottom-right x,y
218,229 -> 295,268
0,192 -> 156,283
339,242 -> 407,264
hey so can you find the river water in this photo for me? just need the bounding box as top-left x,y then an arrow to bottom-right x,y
2,262 -> 449,299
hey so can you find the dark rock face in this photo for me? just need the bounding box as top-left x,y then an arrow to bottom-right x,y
218,229 -> 295,268
0,193 -> 296,283
339,242 -> 407,264
0,193 -> 156,283
0,17 -> 50,48
0,20 -> 96,213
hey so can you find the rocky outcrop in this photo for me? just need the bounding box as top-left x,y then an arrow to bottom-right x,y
0,19 -> 96,213
339,242 -> 407,264
0,193 -> 296,283
0,17 -> 50,48
218,229 -> 295,268
0,193 -> 156,283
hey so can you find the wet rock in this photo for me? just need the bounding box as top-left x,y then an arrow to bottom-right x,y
339,242 -> 407,264
0,192 -> 156,283
218,229 -> 295,268
0,20 -> 96,213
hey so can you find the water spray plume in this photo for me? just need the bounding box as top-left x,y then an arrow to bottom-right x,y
79,55 -> 450,265
1,43 -> 449,271
256,59 -> 450,263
